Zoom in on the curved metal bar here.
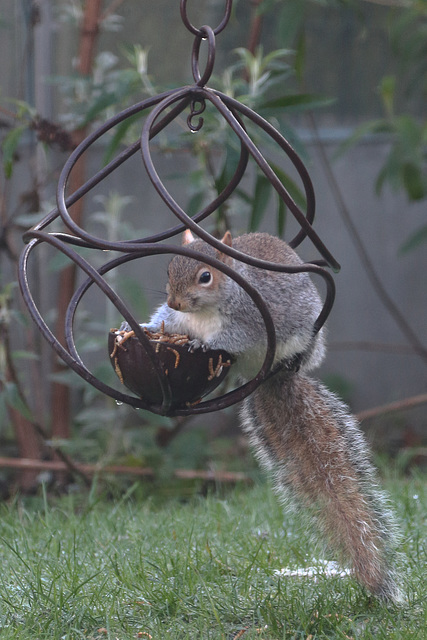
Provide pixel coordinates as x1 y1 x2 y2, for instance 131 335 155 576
180 0 232 37
21 232 281 415
210 90 341 271
38 120 248 250
192 25 216 87
140 88 336 336
18 237 150 410
54 88 192 245
27 90 188 236
22 232 174 407
64 280 176 415
140 87 338 270
50 87 249 251
19 0 341 418
48 86 250 252
97 242 277 413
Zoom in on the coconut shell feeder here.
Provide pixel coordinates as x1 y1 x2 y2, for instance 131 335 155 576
19 0 340 417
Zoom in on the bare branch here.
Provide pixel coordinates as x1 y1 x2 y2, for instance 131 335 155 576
357 393 427 421
0 458 251 484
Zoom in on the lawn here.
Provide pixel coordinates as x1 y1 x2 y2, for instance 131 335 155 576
0 471 425 639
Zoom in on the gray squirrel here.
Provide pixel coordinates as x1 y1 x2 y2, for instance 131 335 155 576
144 229 402 602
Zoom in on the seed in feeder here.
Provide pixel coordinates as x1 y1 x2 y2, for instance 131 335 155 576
166 346 181 369
113 357 124 384
109 327 136 357
208 357 215 381
186 397 202 407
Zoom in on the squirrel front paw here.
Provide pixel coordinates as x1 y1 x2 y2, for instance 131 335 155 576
187 338 208 353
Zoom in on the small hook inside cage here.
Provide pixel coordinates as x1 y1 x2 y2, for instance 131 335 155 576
187 98 206 131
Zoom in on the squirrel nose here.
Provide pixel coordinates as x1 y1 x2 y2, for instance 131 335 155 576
167 295 181 311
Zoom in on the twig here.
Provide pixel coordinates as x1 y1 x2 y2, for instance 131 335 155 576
0 458 251 484
247 0 264 55
1 318 91 487
51 0 103 457
29 423 92 487
357 392 427 422
360 0 410 6
155 415 193 447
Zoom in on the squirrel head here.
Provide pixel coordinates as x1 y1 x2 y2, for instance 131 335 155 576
166 230 233 313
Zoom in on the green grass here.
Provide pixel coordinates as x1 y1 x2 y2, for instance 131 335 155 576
0 472 425 639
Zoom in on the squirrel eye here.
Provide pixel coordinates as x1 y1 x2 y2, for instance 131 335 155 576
198 271 212 285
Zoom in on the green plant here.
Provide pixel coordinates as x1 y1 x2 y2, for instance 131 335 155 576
336 1 427 253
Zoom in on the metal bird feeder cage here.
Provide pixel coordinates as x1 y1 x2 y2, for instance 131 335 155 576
19 0 340 417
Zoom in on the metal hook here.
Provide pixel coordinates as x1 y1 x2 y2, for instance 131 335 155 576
187 97 206 132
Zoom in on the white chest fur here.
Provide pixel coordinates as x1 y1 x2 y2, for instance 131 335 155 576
173 309 223 341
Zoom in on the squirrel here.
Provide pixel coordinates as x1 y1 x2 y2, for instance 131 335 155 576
142 229 402 603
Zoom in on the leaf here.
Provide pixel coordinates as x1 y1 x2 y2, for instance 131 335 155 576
262 93 333 113
186 191 207 218
294 30 306 82
277 0 307 47
276 194 287 238
334 120 394 159
11 350 39 361
103 112 144 165
270 163 307 210
249 174 271 232
375 154 400 195
5 98 36 119
81 91 118 127
115 276 150 320
257 0 279 17
0 393 8 433
399 225 427 255
379 75 396 117
1 125 27 178
214 143 242 196
395 115 423 152
262 48 294 68
402 162 426 201
3 382 33 422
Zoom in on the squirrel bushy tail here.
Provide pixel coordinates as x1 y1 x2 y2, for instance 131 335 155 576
240 371 402 602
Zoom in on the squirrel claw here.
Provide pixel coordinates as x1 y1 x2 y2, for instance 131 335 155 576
187 338 207 353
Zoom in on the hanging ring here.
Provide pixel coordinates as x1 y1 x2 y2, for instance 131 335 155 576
180 0 232 37
192 25 216 87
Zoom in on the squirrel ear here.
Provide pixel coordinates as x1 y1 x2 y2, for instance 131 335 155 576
182 229 195 245
218 230 233 266
221 230 232 248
